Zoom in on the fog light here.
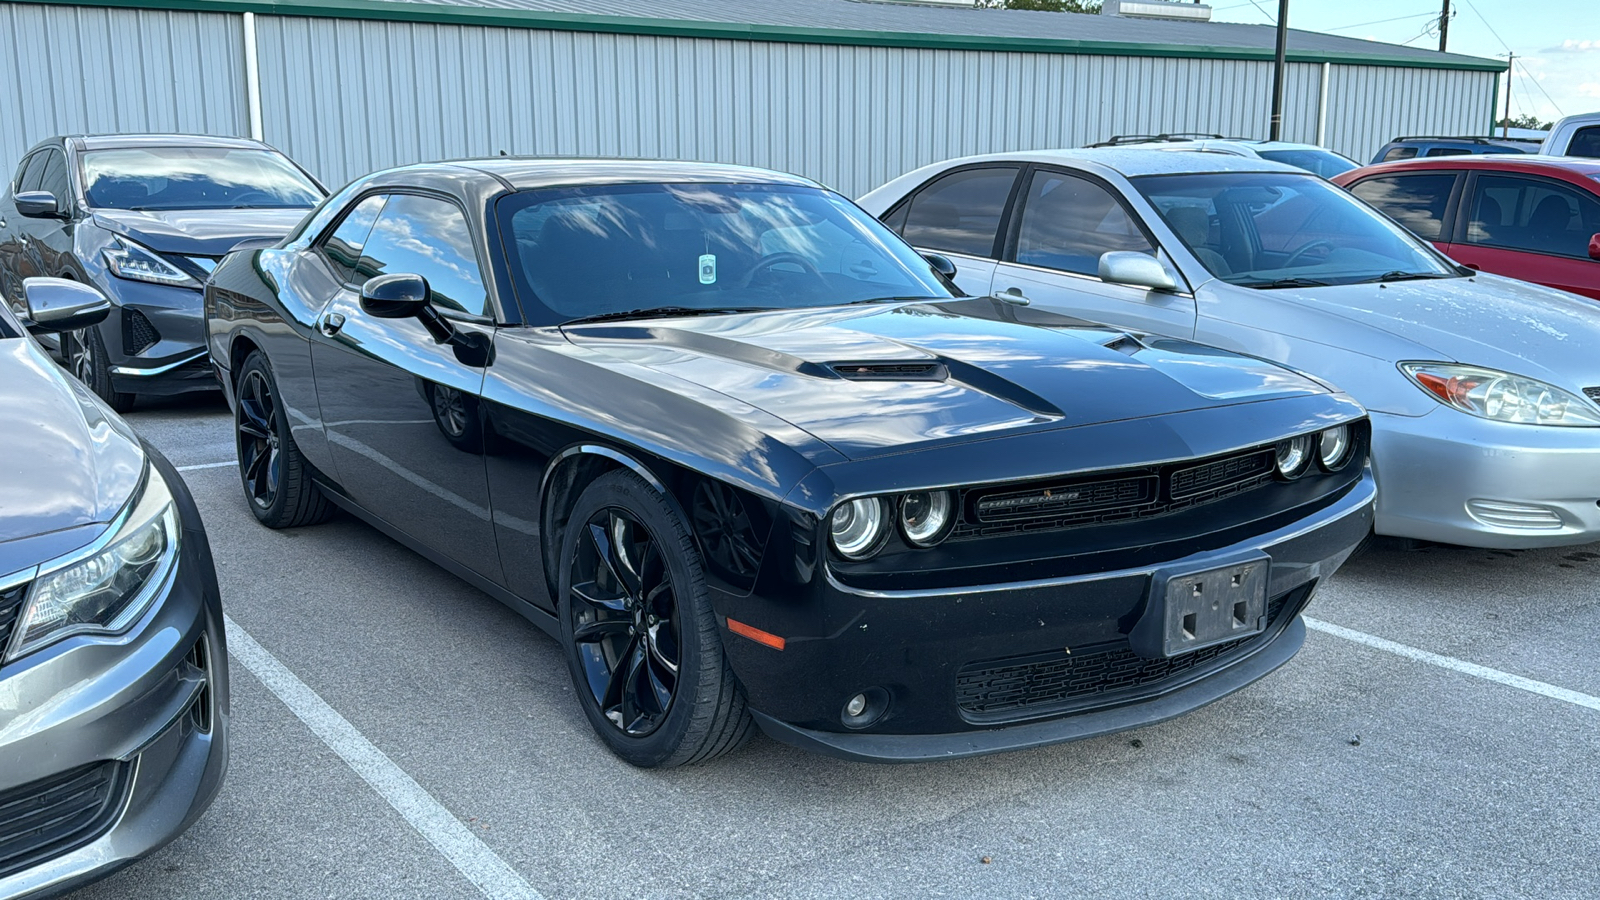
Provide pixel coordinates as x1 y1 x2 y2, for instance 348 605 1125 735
845 693 868 717
840 686 890 729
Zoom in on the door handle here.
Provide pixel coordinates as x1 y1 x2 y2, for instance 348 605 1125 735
996 286 1031 306
318 312 345 337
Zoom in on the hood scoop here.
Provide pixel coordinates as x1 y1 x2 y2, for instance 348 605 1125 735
828 361 948 382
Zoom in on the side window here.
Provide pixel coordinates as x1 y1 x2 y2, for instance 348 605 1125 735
16 153 46 193
1348 173 1457 241
899 167 1019 258
319 194 386 284
1382 147 1419 162
880 202 909 234
1569 126 1600 159
1464 174 1600 258
358 194 488 317
1014 170 1155 277
36 152 71 205
1424 147 1471 158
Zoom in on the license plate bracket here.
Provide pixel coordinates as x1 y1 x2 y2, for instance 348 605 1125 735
1129 556 1270 659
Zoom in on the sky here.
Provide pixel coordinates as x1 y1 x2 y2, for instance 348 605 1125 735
1208 0 1596 127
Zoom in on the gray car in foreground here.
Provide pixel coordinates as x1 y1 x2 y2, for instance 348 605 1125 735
0 279 227 898
861 150 1600 548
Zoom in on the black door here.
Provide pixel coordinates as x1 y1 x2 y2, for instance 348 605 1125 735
0 152 46 313
309 192 503 581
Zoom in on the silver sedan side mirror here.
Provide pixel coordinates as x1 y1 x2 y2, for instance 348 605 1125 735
22 277 111 334
1098 251 1178 293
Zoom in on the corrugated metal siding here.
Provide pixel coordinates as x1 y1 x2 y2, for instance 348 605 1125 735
0 3 1497 195
0 3 247 182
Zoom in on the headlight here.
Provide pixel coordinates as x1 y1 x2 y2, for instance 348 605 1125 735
102 237 201 289
1275 434 1314 479
1400 362 1600 427
5 464 180 662
830 498 888 560
1318 425 1354 471
899 490 956 547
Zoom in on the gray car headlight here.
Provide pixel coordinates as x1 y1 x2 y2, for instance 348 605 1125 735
1400 363 1600 427
5 464 180 662
102 236 201 289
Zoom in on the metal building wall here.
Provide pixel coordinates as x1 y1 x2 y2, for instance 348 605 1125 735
0 3 248 181
0 3 1499 197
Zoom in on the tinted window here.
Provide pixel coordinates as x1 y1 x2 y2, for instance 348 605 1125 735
1257 149 1359 179
501 182 953 322
320 194 386 284
1014 171 1155 276
357 194 488 317
35 152 70 205
1569 126 1600 159
1348 173 1456 241
1424 147 1472 157
899 167 1018 258
16 153 46 193
81 147 322 211
1463 174 1600 259
1382 147 1419 162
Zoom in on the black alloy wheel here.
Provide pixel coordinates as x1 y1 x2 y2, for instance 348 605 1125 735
234 352 333 528
559 470 753 767
64 326 135 412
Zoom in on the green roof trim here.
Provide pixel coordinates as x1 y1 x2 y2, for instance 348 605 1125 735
20 0 1508 72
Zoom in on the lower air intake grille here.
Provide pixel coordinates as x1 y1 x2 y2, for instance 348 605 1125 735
0 583 25 663
1170 449 1275 500
0 761 130 879
954 585 1310 720
124 309 160 355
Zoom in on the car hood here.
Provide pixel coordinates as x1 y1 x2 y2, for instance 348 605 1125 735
1284 274 1600 387
0 339 145 574
562 298 1328 459
91 207 309 256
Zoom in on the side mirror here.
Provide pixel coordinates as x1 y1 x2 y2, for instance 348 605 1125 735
23 277 110 334
1098 251 1178 293
360 273 430 319
1589 233 1600 261
922 253 958 280
15 191 64 219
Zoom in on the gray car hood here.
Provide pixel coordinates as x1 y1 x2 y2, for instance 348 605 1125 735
1286 274 1600 388
92 207 309 257
0 339 145 575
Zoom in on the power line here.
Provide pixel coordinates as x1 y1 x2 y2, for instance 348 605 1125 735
1324 10 1441 33
1457 0 1564 119
1514 58 1565 118
1242 0 1276 24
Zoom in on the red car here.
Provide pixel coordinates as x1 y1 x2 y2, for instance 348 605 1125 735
1332 156 1600 300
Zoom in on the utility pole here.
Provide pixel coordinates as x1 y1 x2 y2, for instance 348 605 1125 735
1438 0 1449 53
1269 0 1289 140
1502 53 1513 137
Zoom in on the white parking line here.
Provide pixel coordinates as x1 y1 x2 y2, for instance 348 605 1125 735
176 461 234 472
223 615 546 900
1304 616 1600 713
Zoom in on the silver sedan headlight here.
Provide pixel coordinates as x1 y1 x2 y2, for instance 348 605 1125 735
1400 363 1600 427
5 464 180 662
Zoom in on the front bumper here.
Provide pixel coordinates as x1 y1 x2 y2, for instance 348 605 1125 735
0 451 228 899
1371 408 1600 548
731 471 1374 763
96 278 217 397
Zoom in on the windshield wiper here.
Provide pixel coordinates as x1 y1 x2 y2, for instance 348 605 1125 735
1362 271 1455 283
844 295 947 305
1238 277 1331 289
561 306 771 325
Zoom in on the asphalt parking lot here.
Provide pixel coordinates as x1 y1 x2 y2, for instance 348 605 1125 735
76 393 1600 900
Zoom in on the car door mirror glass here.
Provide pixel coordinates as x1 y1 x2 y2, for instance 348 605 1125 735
922 252 957 279
23 277 110 333
360 273 430 319
1098 251 1177 292
15 191 62 219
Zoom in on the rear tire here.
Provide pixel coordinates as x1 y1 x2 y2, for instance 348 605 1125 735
558 470 754 768
64 326 135 412
235 351 333 528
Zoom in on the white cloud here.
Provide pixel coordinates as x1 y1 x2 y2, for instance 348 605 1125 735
1579 83 1600 98
1549 39 1600 52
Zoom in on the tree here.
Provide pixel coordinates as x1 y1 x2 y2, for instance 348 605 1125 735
979 0 1105 13
1496 114 1551 131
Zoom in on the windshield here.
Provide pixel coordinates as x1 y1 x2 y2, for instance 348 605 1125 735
1134 172 1457 288
1256 148 1359 179
81 147 323 211
498 183 955 323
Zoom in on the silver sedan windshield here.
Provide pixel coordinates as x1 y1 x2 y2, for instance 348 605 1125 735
1134 172 1457 288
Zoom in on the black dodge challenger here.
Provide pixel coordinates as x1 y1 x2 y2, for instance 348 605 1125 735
203 159 1374 766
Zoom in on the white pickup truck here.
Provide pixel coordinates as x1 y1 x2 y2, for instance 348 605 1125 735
1542 113 1600 158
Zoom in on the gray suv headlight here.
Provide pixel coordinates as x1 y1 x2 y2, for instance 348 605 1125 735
5 463 180 662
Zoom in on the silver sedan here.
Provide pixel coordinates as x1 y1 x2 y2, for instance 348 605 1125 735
860 150 1600 548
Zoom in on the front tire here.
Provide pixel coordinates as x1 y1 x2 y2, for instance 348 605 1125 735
558 470 754 768
235 351 333 528
64 326 135 412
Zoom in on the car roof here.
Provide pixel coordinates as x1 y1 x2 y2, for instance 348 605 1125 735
432 157 822 191
1343 154 1600 179
940 148 1301 177
65 133 276 151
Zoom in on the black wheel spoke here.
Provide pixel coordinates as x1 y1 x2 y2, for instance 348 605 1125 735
572 617 631 644
237 370 283 509
570 580 628 614
607 512 645 595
